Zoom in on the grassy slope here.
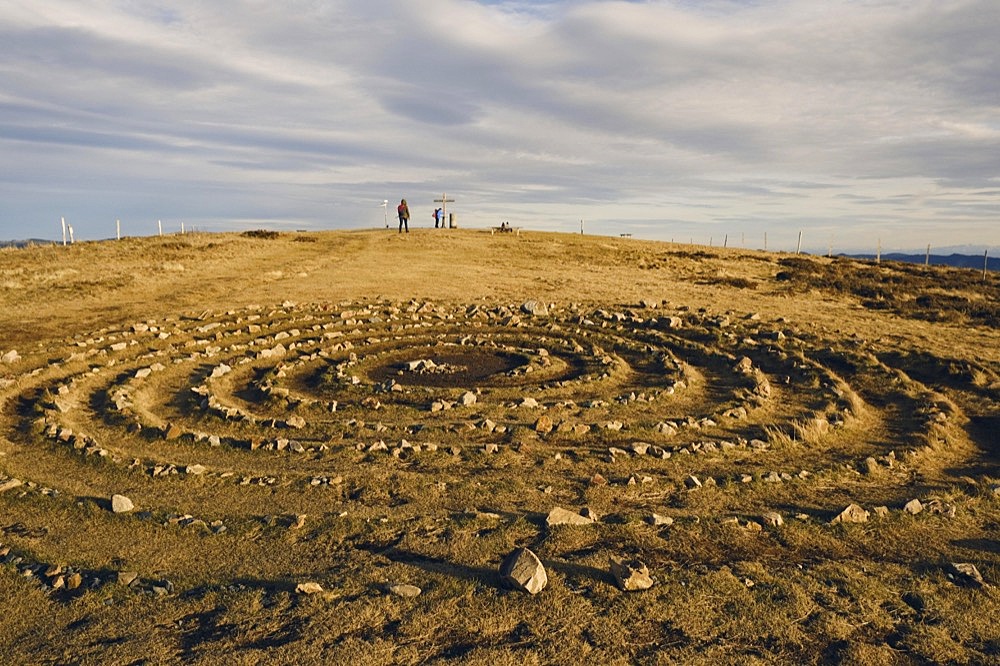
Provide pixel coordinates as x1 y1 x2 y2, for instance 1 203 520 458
0 229 998 665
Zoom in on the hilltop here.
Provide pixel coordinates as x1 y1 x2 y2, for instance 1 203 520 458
1 229 998 664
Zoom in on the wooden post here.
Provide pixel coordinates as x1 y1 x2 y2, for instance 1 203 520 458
116 219 121 241
580 219 584 235
796 230 802 255
181 222 185 235
876 238 881 264
925 244 930 266
68 224 74 244
158 220 162 236
724 234 728 248
61 217 67 246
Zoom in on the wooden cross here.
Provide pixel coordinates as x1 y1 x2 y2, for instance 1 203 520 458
434 193 455 227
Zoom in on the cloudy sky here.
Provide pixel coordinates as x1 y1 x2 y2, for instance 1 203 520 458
1 0 998 251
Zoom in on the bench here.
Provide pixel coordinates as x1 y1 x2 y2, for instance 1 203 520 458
491 226 521 236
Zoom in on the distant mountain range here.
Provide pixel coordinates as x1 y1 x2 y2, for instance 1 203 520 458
0 238 56 249
840 252 999 272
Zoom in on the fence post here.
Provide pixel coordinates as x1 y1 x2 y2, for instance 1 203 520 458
61 217 67 246
116 219 121 241
925 244 930 266
796 230 802 255
876 239 881 264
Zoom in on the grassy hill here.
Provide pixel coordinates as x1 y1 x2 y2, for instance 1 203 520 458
1 229 998 664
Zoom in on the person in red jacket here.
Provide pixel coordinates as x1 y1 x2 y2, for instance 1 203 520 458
397 199 410 233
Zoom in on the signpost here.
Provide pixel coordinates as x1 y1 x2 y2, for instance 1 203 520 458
434 193 455 228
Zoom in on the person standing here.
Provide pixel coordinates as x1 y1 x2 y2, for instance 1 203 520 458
433 208 441 228
397 199 410 233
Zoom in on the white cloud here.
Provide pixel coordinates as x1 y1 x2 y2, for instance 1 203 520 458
0 0 997 251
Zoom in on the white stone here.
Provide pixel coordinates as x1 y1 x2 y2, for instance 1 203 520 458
111 494 135 513
500 547 547 594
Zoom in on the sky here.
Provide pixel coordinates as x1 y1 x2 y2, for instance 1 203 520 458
1 0 998 252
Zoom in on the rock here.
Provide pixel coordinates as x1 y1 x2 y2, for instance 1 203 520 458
117 571 139 586
388 584 422 598
830 503 869 524
762 512 784 527
873 506 890 518
589 473 608 486
1 350 21 364
0 478 24 494
162 423 183 440
948 562 988 587
500 547 547 594
185 464 207 476
733 357 754 374
521 301 549 316
684 475 702 489
286 415 306 429
546 507 595 527
111 494 135 514
863 457 880 475
295 582 324 595
459 391 477 406
610 558 654 591
534 415 554 434
649 513 673 527
903 499 923 515
66 573 82 590
580 506 601 521
629 442 650 456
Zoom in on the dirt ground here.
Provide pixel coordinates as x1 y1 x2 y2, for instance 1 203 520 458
1 228 998 664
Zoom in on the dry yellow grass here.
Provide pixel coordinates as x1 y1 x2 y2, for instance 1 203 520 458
1 228 998 664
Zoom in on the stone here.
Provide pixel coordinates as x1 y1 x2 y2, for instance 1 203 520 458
0 478 24 494
873 506 890 518
66 573 82 590
649 513 673 527
589 473 608 486
117 571 139 586
863 457 880 475
534 415 554 434
388 584 422 598
185 464 207 476
948 562 988 587
762 511 784 527
546 507 595 527
286 415 306 429
1 350 20 364
629 442 650 456
111 494 135 514
580 506 601 521
733 357 754 374
500 547 547 594
830 503 869 524
295 582 324 595
610 558 654 591
684 475 702 489
903 499 923 515
162 423 183 440
520 300 549 316
459 391 477 406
